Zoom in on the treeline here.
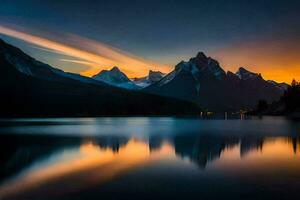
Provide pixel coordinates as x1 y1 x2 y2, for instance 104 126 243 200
282 79 300 113
252 79 300 117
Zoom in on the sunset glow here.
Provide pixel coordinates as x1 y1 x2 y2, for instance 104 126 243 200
0 24 298 83
1 1 300 199
0 23 299 82
212 39 300 83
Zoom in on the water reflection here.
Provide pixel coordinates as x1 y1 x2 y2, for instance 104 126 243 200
1 117 300 200
1 134 300 200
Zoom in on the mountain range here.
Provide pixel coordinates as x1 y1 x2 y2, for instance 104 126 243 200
91 67 165 89
0 38 288 115
0 38 199 117
144 52 287 111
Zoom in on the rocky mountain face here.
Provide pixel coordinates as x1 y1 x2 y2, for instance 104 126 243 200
144 52 285 111
132 70 165 87
92 66 139 89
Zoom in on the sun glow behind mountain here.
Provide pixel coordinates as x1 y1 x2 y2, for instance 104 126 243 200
0 24 299 83
211 39 300 84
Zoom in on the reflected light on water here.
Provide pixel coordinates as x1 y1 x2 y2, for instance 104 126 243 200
0 139 175 199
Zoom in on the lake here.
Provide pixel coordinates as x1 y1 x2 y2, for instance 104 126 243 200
0 117 300 200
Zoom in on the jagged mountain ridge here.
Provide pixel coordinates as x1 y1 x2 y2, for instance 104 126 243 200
144 52 286 111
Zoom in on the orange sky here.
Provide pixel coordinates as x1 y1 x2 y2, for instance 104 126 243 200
211 39 300 83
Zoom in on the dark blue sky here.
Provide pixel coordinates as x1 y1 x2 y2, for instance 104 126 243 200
0 0 299 81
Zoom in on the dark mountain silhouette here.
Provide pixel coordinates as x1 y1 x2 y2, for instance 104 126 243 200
0 38 200 117
144 52 285 111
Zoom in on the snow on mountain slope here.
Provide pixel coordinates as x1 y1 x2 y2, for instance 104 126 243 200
92 66 140 89
132 70 165 87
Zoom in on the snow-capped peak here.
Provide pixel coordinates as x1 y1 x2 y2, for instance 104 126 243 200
236 67 261 80
93 66 130 83
92 66 140 90
189 52 226 79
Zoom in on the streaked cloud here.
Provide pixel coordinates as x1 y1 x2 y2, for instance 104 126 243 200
0 24 170 77
59 59 104 76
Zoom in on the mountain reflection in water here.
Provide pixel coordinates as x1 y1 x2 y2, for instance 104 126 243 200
1 117 300 200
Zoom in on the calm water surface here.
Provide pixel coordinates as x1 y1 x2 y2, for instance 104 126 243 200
0 117 300 200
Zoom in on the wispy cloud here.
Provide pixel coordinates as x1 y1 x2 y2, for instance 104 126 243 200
0 24 170 77
31 45 70 55
59 59 102 76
